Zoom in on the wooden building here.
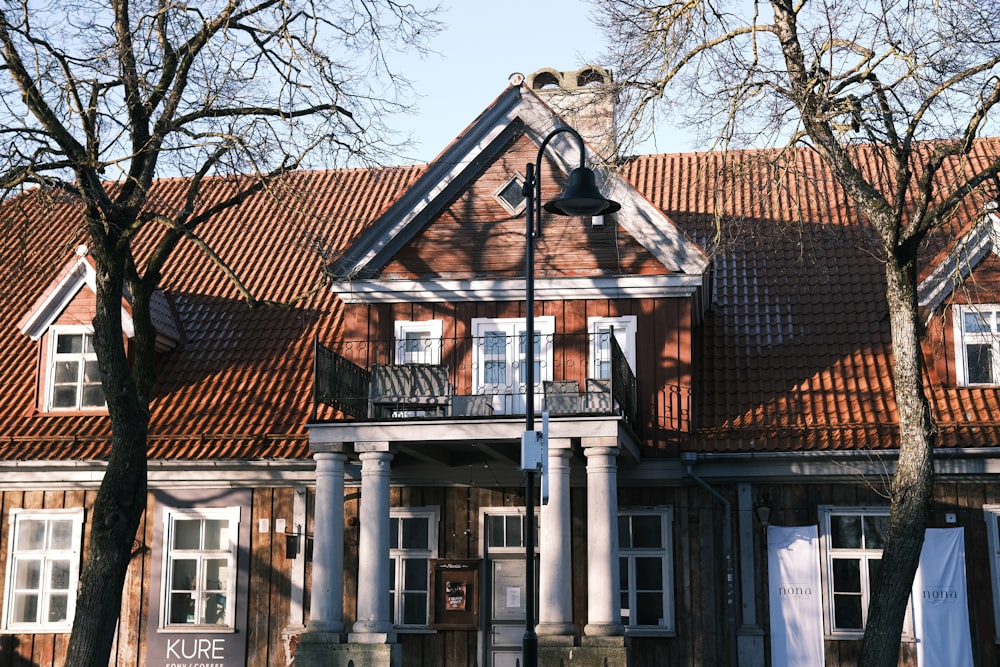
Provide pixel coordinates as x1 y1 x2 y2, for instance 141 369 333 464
2 65 1000 666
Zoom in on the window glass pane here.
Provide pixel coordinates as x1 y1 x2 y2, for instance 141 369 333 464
834 593 863 629
83 334 95 354
170 593 195 623
401 518 429 550
484 332 506 354
402 592 427 625
203 558 228 590
173 520 201 550
505 516 522 548
47 593 68 623
487 516 505 548
56 334 83 354
171 559 197 590
390 518 399 549
48 560 70 591
635 591 663 626
967 344 993 384
48 520 74 550
16 520 47 551
203 592 227 624
52 387 77 408
81 385 105 407
403 558 428 589
54 361 79 383
83 360 101 382
203 520 228 550
965 311 991 333
635 557 663 589
13 560 41 589
832 558 861 592
631 515 662 549
12 593 38 623
863 515 888 549
831 515 862 549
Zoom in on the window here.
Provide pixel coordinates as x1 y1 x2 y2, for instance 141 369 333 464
160 507 239 629
619 508 674 633
389 508 438 628
472 317 555 414
589 316 637 378
954 305 1000 385
394 320 443 365
819 506 913 637
46 327 105 411
2 508 84 633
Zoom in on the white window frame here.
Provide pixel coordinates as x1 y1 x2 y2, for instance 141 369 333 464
588 316 637 378
159 506 240 630
389 507 439 629
394 320 443 365
45 325 106 411
953 304 1000 386
618 507 675 635
471 316 555 414
819 506 913 638
2 508 84 633
983 505 1000 637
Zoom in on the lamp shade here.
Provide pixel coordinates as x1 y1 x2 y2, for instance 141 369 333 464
543 167 621 217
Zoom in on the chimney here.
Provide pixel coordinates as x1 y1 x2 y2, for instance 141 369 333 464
526 66 617 161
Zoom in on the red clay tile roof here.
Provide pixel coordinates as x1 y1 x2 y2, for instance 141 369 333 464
620 140 1000 452
2 137 1000 462
0 168 423 461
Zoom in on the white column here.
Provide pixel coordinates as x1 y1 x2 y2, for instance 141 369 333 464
537 443 574 640
308 451 347 635
583 443 624 638
350 445 396 642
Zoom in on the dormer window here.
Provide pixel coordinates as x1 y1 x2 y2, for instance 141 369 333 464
954 305 1000 385
46 327 105 411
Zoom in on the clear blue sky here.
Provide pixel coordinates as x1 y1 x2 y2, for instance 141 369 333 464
388 0 695 164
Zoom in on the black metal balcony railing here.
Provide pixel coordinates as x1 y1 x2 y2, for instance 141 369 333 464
311 332 640 428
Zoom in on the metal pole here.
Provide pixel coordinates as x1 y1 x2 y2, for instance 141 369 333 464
522 161 538 667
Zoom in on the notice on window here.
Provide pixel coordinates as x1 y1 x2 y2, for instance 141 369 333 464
506 586 521 609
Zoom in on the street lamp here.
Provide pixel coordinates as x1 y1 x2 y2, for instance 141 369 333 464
520 126 620 667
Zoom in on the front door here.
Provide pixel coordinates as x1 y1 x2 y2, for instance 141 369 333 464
482 510 537 667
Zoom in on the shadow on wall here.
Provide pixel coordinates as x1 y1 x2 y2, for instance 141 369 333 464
0 636 40 667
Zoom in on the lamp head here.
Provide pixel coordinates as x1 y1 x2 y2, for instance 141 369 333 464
543 167 621 217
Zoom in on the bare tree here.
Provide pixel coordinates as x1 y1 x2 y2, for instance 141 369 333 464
595 1 1000 665
0 0 438 664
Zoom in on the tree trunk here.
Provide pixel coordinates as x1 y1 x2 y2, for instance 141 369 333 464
859 251 936 667
63 258 150 667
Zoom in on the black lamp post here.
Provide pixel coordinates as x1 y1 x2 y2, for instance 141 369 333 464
520 126 620 667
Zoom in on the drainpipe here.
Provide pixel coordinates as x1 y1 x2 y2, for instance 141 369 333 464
681 451 738 667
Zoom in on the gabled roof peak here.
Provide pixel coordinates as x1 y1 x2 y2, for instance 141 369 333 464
326 82 708 293
918 208 1000 314
16 247 183 352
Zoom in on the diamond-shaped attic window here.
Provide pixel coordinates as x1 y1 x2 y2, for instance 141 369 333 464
495 174 526 215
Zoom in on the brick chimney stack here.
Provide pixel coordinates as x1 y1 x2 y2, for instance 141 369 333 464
526 66 617 161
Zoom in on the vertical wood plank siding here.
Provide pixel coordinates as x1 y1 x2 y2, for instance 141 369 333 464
0 480 997 665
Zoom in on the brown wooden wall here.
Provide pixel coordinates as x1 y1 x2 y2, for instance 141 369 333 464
0 486 303 667
332 480 1000 667
381 134 668 282
340 296 695 454
3 477 993 666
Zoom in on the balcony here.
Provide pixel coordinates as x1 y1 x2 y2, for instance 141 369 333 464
311 333 639 430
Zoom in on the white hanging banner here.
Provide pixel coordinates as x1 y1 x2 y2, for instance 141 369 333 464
912 527 973 667
767 525 825 667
